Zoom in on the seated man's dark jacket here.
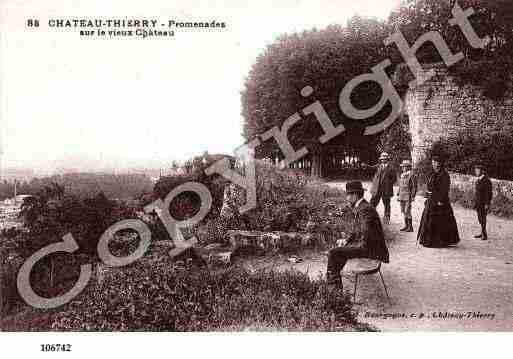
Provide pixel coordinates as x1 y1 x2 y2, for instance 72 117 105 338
346 199 390 263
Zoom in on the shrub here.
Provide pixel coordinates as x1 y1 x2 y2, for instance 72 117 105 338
450 186 513 218
417 133 513 182
0 240 25 318
190 162 349 247
219 161 347 233
153 171 227 222
491 191 513 218
46 261 368 331
0 186 143 318
449 187 474 209
195 216 231 245
0 231 98 319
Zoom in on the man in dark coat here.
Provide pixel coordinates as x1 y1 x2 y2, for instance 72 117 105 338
370 152 396 224
326 181 390 287
474 162 493 241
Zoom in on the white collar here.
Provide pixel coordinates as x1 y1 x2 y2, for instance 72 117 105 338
478 174 485 180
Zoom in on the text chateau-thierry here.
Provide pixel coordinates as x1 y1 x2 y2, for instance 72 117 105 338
48 18 226 29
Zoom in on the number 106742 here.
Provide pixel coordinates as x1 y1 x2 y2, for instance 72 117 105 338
41 344 72 352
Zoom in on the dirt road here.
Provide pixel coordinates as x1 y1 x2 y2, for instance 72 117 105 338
254 181 513 331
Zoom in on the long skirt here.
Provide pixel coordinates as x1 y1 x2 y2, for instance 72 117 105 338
417 199 460 247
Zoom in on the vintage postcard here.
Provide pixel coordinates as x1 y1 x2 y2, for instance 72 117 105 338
1 0 513 353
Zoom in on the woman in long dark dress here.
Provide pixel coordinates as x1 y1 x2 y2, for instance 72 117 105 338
417 156 460 247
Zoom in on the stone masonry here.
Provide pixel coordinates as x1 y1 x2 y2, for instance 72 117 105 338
402 62 513 165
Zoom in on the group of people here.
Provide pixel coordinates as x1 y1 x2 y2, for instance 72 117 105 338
326 151 493 288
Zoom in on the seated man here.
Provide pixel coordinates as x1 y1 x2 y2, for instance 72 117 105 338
326 181 390 288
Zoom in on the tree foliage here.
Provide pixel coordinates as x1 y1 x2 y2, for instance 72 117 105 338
388 0 513 63
241 1 513 167
378 114 412 163
241 18 391 160
417 131 513 181
389 0 513 99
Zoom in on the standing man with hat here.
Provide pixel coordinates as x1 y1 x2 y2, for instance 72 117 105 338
370 152 397 224
326 181 390 288
474 162 493 241
397 160 417 232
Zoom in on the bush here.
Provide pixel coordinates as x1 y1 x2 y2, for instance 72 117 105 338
153 171 227 222
450 186 513 218
218 161 347 233
195 216 231 245
491 191 513 218
0 187 143 319
417 133 513 182
0 231 99 319
0 240 25 318
45 261 368 331
190 161 349 247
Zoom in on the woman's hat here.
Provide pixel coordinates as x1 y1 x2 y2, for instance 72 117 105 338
346 181 366 194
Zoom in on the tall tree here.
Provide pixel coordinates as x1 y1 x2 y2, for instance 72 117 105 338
387 0 513 62
241 18 392 176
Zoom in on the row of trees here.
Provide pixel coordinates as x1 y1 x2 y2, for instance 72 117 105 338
0 173 153 201
241 0 513 175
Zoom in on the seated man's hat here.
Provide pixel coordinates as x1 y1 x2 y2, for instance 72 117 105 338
346 181 366 194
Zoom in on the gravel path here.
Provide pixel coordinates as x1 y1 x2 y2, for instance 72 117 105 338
251 181 513 331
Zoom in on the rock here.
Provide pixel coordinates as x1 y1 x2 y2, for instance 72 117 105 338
288 255 303 264
154 240 175 247
259 232 280 252
208 251 232 266
227 230 262 248
204 243 224 251
197 242 227 259
227 230 318 253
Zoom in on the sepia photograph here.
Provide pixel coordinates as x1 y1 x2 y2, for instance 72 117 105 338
1 0 513 355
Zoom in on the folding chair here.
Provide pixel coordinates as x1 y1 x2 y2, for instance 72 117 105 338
344 258 390 302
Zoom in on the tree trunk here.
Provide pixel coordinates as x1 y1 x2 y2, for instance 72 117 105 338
311 153 323 178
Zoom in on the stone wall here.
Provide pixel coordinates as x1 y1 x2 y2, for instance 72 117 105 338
450 172 513 202
402 62 513 165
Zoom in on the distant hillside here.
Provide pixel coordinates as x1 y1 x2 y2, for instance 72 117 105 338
1 172 153 200
1 168 35 182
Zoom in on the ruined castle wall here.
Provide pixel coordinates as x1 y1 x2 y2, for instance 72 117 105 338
403 63 513 166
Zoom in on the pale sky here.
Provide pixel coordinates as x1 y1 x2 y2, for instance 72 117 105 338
0 0 400 174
